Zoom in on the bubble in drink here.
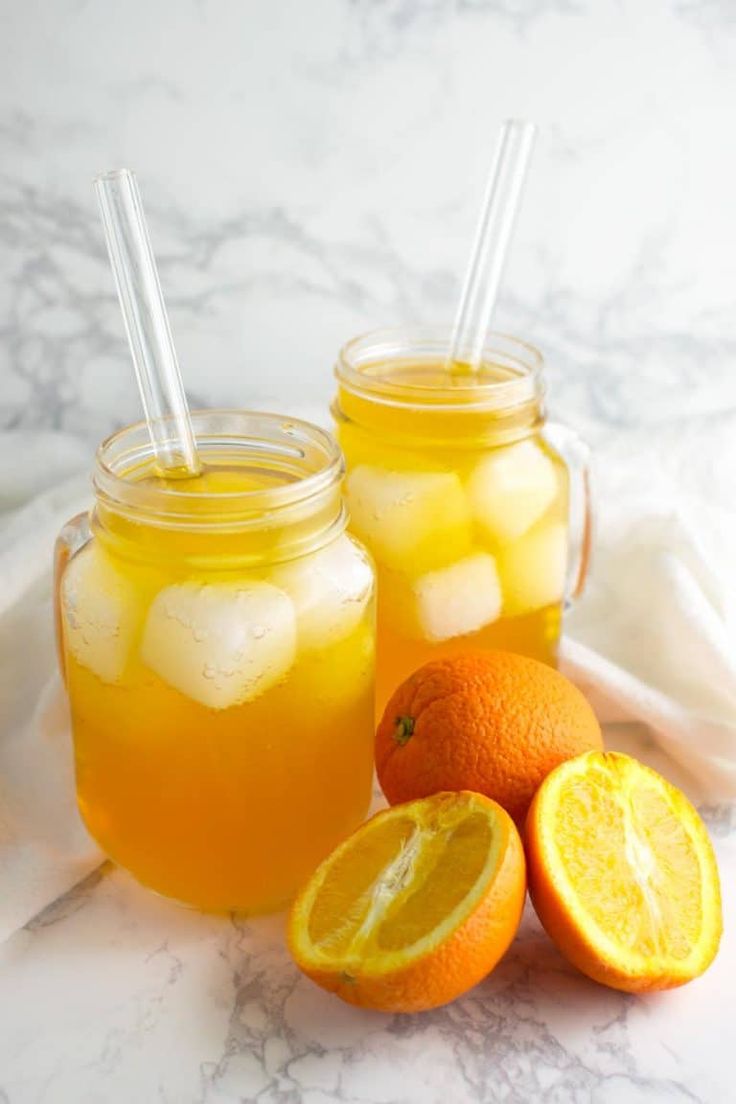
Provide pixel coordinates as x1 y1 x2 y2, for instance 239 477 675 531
345 465 471 571
140 581 296 709
271 534 373 651
61 543 141 684
466 439 558 544
384 551 502 642
498 522 567 616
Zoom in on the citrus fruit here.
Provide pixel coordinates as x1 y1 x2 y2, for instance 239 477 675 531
526 751 722 992
375 651 603 824
288 790 526 1012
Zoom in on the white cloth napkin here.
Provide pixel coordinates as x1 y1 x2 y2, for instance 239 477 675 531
0 453 103 943
563 414 736 801
1 416 734 942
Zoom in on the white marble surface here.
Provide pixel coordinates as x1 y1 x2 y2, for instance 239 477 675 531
3 0 736 450
2 1 736 1101
0 733 734 1104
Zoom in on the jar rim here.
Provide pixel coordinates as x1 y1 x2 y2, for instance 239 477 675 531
93 409 344 527
335 325 544 412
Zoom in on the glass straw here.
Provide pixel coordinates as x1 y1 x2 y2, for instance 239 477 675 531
447 119 537 373
94 168 201 476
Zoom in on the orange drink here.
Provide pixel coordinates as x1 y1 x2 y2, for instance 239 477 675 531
55 412 375 912
332 328 589 712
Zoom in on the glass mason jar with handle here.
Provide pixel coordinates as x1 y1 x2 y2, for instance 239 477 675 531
332 327 590 712
54 411 376 913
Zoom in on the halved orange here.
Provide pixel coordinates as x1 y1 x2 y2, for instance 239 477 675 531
288 791 526 1012
526 751 722 992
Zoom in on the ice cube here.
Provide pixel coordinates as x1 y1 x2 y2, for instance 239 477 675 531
498 522 568 616
140 581 296 710
466 440 559 545
61 543 140 684
345 465 471 571
271 534 374 651
382 552 502 642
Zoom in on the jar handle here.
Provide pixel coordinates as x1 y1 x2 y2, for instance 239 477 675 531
54 512 91 682
544 423 592 606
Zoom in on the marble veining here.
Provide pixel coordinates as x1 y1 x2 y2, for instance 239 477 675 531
2 1 736 1101
3 0 736 448
0 799 733 1104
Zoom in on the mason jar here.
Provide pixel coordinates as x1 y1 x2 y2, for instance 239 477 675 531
332 327 590 711
55 411 376 913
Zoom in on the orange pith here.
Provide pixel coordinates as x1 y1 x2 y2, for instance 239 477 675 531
288 791 526 1012
376 651 603 824
526 751 722 992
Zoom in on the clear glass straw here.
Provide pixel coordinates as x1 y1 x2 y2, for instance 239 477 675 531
94 168 201 476
447 119 537 372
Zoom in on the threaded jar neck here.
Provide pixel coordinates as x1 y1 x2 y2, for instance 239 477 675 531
91 410 346 568
334 326 546 448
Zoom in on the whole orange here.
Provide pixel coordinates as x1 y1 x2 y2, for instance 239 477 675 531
375 651 603 824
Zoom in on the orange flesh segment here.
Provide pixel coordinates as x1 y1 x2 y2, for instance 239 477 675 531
378 813 491 951
303 795 500 967
548 755 712 967
307 814 417 953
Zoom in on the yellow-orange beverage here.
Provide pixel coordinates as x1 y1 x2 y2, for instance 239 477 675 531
55 413 375 912
332 329 589 712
